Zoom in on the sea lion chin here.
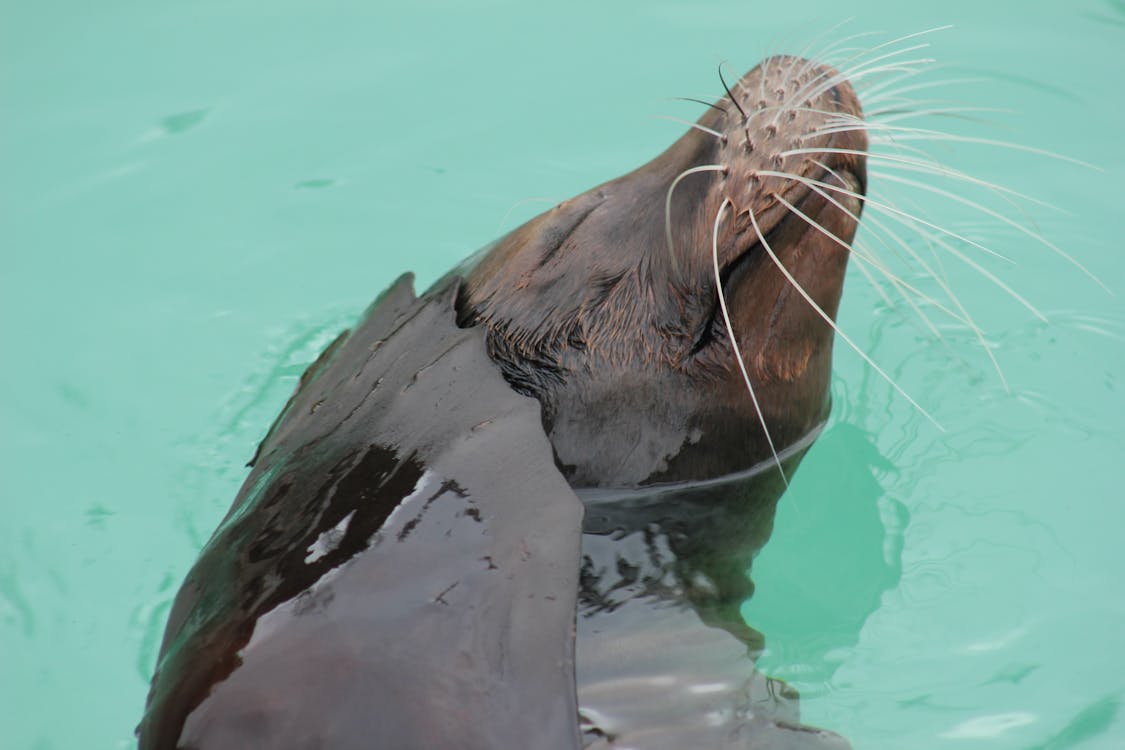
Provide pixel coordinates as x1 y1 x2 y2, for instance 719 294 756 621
458 55 867 488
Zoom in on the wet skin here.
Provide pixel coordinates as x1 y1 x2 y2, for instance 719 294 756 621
139 56 866 749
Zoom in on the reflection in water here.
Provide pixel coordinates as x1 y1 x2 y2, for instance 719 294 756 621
742 422 904 688
1083 0 1125 27
1027 695 1120 750
575 442 851 748
170 310 355 549
941 712 1037 739
159 108 210 135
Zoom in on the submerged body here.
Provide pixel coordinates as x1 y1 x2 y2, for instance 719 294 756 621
140 56 867 748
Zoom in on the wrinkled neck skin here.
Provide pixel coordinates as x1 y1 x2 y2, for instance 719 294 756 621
458 57 867 491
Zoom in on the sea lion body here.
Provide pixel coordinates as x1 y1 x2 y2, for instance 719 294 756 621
140 55 867 748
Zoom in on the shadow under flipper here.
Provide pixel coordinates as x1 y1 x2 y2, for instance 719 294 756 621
575 446 852 749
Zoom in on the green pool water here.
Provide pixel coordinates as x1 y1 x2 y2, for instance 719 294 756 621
2 1 1123 748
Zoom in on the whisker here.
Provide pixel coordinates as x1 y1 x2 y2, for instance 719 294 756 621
865 161 1056 240
860 72 977 103
711 199 788 485
827 43 932 85
781 166 984 340
747 201 945 429
874 171 1107 290
815 109 1012 141
793 59 936 117
758 169 1016 264
718 62 749 120
865 133 977 163
669 96 728 115
871 203 1046 323
846 58 937 82
665 164 727 277
862 211 1010 389
783 146 1063 212
654 115 728 142
810 29 885 67
759 53 774 103
792 28 879 89
793 38 940 112
784 26 952 115
849 250 900 308
869 105 1012 124
764 167 1052 322
774 193 973 327
794 18 858 74
872 129 1102 170
857 238 959 345
853 242 951 342
796 18 855 68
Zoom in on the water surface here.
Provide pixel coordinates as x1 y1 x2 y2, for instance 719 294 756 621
2 1 1123 748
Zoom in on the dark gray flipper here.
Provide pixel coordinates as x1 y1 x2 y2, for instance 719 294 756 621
139 276 584 750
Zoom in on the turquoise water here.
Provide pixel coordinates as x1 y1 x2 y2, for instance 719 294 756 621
2 1 1123 748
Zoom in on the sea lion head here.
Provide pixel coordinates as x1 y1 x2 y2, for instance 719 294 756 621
459 56 868 488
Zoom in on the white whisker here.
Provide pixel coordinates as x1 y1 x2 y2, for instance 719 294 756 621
787 25 954 113
862 211 1010 389
711 199 788 485
778 33 937 122
873 129 1102 170
774 193 973 327
654 115 727 141
758 169 1016 264
665 164 727 277
870 105 1012 124
794 19 858 77
746 202 945 429
850 251 899 308
861 73 978 103
853 242 950 342
783 147 1063 212
668 96 729 115
874 171 1107 290
767 166 1051 323
871 201 1046 322
798 35 946 108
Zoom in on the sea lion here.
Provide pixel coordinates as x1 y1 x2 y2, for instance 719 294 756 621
138 53 866 749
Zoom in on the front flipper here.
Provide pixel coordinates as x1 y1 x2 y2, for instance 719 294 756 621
139 276 584 750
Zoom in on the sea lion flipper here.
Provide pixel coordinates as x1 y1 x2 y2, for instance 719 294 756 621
140 277 584 750
246 271 418 471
